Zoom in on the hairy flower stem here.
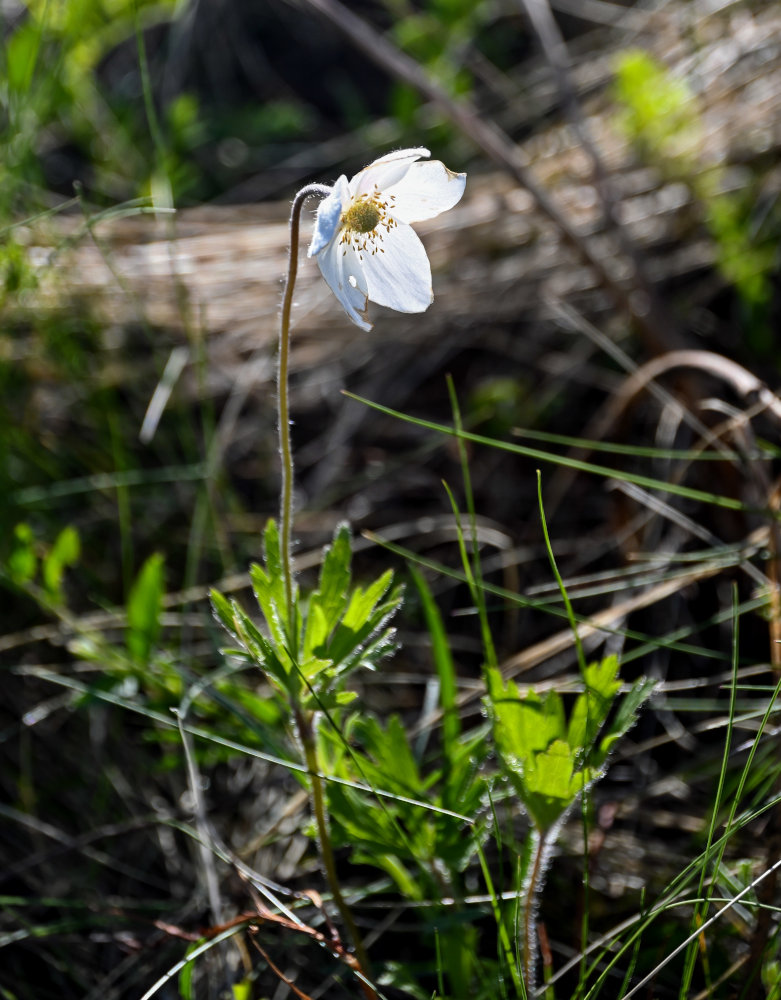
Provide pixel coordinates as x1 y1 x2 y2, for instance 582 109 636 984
296 709 376 996
523 829 547 986
278 183 331 629
280 188 375 996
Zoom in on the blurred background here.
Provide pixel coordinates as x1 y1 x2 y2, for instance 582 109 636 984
2 0 781 997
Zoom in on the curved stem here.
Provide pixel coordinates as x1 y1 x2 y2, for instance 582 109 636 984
278 183 331 634
279 187 375 995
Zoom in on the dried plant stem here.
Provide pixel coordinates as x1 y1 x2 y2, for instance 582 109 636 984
278 183 331 628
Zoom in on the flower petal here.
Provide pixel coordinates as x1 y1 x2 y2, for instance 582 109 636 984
361 222 432 313
308 175 349 258
384 160 466 224
352 147 430 198
315 239 372 330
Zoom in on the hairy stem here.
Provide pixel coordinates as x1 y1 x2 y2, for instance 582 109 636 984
279 185 375 994
523 829 546 987
278 183 331 634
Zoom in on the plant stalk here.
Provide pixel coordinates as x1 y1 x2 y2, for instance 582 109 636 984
279 185 375 994
296 709 376 997
523 829 547 987
278 183 331 633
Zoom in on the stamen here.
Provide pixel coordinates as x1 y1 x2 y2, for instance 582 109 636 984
338 187 397 255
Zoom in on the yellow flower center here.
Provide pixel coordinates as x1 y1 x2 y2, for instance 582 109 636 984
339 188 397 257
342 199 381 234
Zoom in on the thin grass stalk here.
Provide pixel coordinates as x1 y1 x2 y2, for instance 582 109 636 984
536 470 592 990
446 374 498 670
582 673 781 1000
476 839 528 999
679 586 740 997
344 392 750 513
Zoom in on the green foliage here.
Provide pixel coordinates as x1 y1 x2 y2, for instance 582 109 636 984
230 978 253 1000
7 522 38 586
41 524 80 603
764 957 781 1000
321 712 487 896
5 521 80 606
126 551 165 664
0 0 179 209
613 49 778 345
613 50 697 161
0 237 39 304
211 520 403 713
385 0 484 134
487 656 656 832
411 566 460 757
466 376 530 439
1 0 316 207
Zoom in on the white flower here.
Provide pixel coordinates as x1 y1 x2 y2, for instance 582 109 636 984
307 148 466 331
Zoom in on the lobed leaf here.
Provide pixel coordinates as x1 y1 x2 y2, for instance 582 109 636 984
595 674 658 768
567 654 621 754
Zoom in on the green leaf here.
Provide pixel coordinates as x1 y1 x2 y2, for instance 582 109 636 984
488 669 590 832
42 525 80 602
216 681 282 727
410 566 460 756
298 652 333 684
250 563 286 653
215 519 403 705
364 715 422 791
341 622 400 677
7 523 36 585
312 524 352 634
231 979 253 1000
613 49 697 159
211 587 294 693
488 657 653 831
126 553 165 664
327 573 401 670
342 570 394 632
6 24 39 94
595 675 657 768
334 690 359 706
523 740 586 831
567 654 621 754
303 601 331 658
250 519 295 651
230 601 293 694
487 668 565 768
210 588 238 637
177 937 201 1000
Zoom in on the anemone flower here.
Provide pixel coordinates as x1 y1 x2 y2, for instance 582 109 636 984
308 148 466 330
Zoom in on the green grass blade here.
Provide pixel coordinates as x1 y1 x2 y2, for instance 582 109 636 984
409 565 460 757
344 392 756 513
